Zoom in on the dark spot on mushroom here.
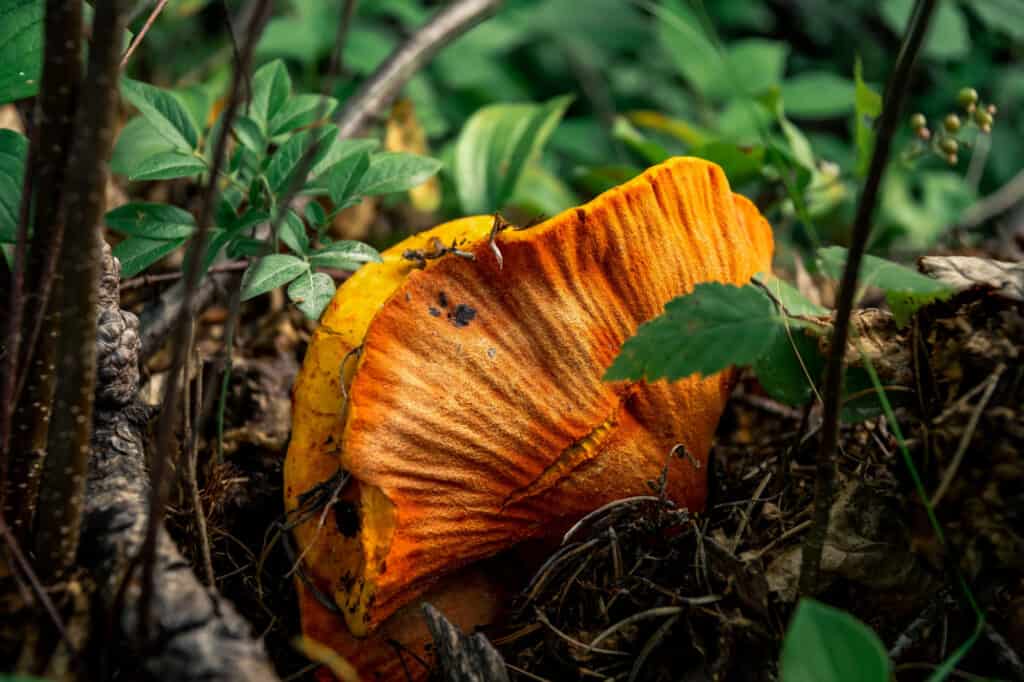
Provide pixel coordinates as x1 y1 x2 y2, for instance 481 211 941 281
487 347 496 359
448 303 476 328
576 208 586 224
438 291 448 308
334 501 361 538
405 292 411 302
428 307 441 317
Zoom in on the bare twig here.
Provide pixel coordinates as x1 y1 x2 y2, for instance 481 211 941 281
137 0 273 640
33 0 126 580
930 363 1004 506
334 0 502 139
957 166 1024 230
799 0 937 596
121 260 249 290
120 0 170 69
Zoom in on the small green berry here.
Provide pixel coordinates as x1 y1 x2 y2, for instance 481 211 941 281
910 113 927 130
940 137 958 155
973 108 993 130
957 87 979 109
943 114 961 133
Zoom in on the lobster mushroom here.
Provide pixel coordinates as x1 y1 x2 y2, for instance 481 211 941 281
284 157 774 679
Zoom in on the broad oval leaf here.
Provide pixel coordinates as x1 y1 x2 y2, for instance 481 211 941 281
454 95 572 214
121 77 199 152
279 209 309 256
233 116 265 155
240 253 309 301
308 241 382 271
287 271 336 320
326 150 370 207
0 129 28 243
106 202 196 240
0 0 43 105
250 60 293 132
128 151 207 181
357 152 439 197
113 236 186 278
112 116 177 176
780 599 889 682
781 72 856 119
265 125 337 196
270 94 337 137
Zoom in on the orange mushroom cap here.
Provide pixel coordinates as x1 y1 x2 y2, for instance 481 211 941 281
284 157 774 677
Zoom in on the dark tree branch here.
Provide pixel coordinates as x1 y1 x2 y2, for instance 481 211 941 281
334 0 502 139
137 0 273 640
3 0 84 541
799 0 937 595
34 0 126 581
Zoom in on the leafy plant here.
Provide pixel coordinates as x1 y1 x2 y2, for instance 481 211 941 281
780 599 890 682
606 247 954 413
106 59 442 319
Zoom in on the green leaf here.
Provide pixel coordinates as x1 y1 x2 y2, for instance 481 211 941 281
121 78 199 152
853 58 881 178
880 0 969 60
114 237 186 278
0 129 28 243
264 125 337 196
106 202 197 240
691 142 765 185
818 247 955 326
309 241 382 271
0 0 43 105
269 94 337 137
727 39 788 97
305 201 327 232
605 282 806 382
965 0 1024 42
612 118 670 165
250 59 292 133
781 72 856 118
753 327 824 406
757 275 830 317
779 116 815 170
358 152 441 197
326 150 370 206
287 271 335 320
780 599 890 682
654 0 723 99
279 209 309 256
240 254 309 301
454 95 572 214
112 116 178 176
128 151 207 181
308 138 379 183
233 116 265 155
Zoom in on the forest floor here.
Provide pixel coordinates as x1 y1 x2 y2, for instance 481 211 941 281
156 253 1023 682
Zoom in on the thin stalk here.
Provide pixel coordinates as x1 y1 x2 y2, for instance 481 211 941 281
798 0 937 595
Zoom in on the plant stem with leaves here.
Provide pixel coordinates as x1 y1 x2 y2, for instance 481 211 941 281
798 0 937 596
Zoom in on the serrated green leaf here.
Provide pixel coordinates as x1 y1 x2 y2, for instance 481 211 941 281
753 327 824 405
121 78 199 152
309 241 382 271
606 282 808 382
0 0 43 105
0 129 28 243
781 599 890 682
326 151 371 206
128 151 207 181
279 209 309 256
114 237 185 278
454 95 572 214
250 59 292 133
358 152 441 196
756 274 830 317
264 125 337 196
853 58 881 178
287 271 335 320
818 247 955 326
240 254 309 301
106 202 197 240
270 94 337 137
